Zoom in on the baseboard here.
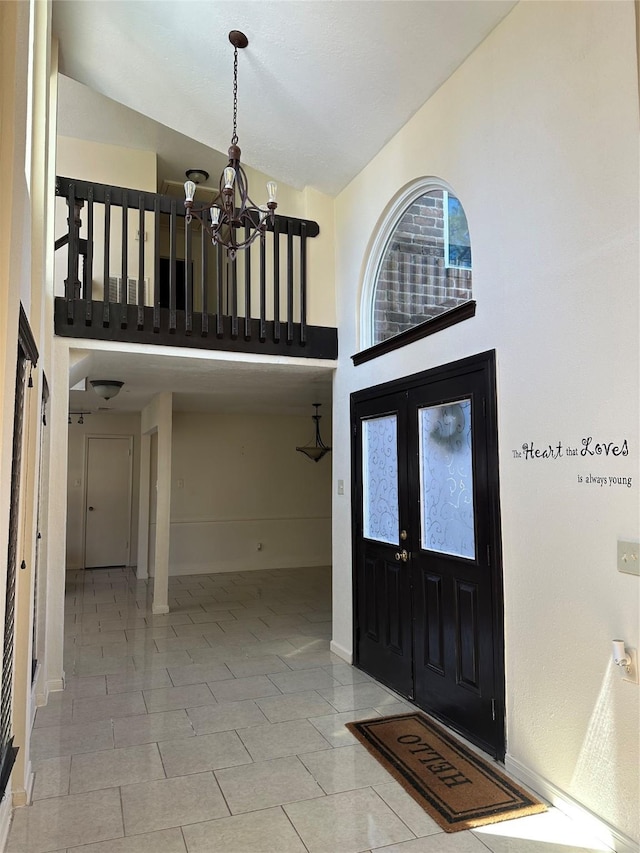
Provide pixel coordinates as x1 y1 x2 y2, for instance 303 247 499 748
152 604 170 615
0 793 11 851
505 755 639 853
46 677 64 694
330 640 352 664
12 759 33 807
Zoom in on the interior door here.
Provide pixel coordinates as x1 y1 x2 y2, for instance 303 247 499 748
84 436 132 568
352 352 504 758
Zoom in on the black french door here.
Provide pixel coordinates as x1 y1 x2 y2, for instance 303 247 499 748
352 351 505 758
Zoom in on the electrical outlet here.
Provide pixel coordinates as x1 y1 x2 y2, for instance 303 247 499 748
617 540 639 576
623 648 638 684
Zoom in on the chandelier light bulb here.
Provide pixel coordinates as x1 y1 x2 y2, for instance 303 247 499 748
224 167 236 190
184 180 196 203
267 181 278 204
210 206 221 225
258 205 269 223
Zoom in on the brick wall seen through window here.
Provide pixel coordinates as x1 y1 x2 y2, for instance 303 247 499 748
372 189 472 345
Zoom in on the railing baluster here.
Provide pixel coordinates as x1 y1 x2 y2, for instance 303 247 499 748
54 176 326 355
244 225 251 340
300 222 307 344
169 200 177 332
120 189 128 328
185 214 193 334
137 195 145 329
216 246 223 337
287 220 294 344
153 197 161 331
85 186 94 325
259 235 266 342
201 230 208 336
65 183 78 322
103 189 111 326
231 254 238 338
273 219 280 342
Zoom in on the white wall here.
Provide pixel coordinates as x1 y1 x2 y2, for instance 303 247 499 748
332 1 639 846
66 413 141 569
148 411 332 574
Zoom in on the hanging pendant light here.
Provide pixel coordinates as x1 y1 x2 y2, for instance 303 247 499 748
184 30 278 261
296 403 331 463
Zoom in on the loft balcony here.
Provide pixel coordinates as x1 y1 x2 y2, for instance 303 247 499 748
54 176 338 360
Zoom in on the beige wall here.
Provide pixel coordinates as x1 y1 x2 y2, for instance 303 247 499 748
148 411 331 574
55 134 337 328
333 0 639 846
66 413 141 569
55 136 157 301
0 0 58 825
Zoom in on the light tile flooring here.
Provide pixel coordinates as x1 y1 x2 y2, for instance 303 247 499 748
7 566 613 853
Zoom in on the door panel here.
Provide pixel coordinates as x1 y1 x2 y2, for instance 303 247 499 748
85 436 132 568
353 352 504 758
354 393 413 697
409 370 497 752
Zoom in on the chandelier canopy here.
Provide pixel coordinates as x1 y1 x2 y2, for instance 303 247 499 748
184 30 277 261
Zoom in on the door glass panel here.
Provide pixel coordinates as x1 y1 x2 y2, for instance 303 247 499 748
362 415 399 546
419 399 475 559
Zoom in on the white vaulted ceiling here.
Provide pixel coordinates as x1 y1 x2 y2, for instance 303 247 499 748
53 0 517 196
55 1 517 414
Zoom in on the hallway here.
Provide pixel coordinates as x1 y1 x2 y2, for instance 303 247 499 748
8 567 611 852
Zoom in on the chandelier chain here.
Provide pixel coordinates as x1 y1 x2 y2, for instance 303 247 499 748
231 46 239 146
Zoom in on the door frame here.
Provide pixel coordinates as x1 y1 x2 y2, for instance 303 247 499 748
351 349 505 760
81 434 134 569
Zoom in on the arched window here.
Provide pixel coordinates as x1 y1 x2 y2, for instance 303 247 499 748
360 180 474 358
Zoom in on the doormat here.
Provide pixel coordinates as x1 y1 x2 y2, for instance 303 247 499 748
346 713 546 833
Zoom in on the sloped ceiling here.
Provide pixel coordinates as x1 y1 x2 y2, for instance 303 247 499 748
53 0 517 196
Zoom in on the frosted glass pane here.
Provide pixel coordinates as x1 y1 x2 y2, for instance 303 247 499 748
419 400 475 559
362 415 399 546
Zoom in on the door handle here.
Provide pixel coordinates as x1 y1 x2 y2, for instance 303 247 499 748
394 549 409 563
88 506 94 511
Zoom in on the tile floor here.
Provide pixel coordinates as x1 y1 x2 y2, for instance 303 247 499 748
7 566 613 853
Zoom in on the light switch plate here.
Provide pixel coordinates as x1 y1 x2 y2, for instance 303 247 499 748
623 648 639 685
617 540 639 576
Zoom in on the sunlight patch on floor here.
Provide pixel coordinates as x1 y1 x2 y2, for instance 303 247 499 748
474 808 613 851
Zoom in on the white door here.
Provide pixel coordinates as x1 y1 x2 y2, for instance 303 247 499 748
84 436 133 568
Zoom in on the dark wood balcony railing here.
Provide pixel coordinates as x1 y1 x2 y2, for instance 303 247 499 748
54 176 338 359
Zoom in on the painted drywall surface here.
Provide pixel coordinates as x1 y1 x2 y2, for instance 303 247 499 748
333 0 639 843
55 136 337 328
66 413 141 569
54 136 157 301
149 411 331 574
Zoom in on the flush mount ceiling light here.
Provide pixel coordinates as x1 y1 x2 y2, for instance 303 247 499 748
185 169 210 185
90 380 124 400
296 403 331 463
184 30 277 261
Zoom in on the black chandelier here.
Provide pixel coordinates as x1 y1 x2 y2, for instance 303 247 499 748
296 404 331 463
184 30 277 261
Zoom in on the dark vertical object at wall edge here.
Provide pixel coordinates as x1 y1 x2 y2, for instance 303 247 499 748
1 307 38 798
